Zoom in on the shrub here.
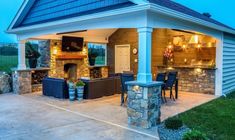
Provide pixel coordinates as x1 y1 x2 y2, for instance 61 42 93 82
0 90 2 94
165 117 183 130
183 130 208 140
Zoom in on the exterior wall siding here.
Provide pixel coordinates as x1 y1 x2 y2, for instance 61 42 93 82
223 33 235 94
16 0 134 27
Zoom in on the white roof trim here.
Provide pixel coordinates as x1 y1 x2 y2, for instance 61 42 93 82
7 0 145 32
129 0 149 4
149 3 235 35
6 4 150 34
7 0 30 31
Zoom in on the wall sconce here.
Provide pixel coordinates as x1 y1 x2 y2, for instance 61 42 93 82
82 47 87 54
53 42 58 55
184 58 187 64
197 44 201 49
167 42 173 49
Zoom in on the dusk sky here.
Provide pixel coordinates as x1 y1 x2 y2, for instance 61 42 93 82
0 0 235 43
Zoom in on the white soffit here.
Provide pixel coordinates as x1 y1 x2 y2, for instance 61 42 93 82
31 29 118 43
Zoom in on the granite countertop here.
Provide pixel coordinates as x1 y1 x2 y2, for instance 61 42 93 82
156 65 217 70
88 65 109 68
11 67 51 72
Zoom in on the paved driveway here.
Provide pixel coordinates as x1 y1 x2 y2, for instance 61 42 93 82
0 94 158 140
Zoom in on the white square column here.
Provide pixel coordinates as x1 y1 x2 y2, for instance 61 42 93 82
17 40 26 70
137 27 153 83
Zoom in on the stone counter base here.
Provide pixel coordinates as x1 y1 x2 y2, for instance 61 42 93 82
158 67 215 94
126 82 162 129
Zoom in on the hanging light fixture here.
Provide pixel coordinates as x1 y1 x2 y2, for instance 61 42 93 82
189 35 199 44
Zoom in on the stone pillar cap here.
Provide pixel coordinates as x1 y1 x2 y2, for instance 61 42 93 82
125 81 163 87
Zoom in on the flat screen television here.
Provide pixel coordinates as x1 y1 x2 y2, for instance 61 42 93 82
62 36 84 52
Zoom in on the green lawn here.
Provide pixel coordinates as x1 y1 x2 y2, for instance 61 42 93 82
175 92 235 140
0 55 18 73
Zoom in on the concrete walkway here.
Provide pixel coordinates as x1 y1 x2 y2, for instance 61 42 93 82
0 92 215 140
0 93 159 140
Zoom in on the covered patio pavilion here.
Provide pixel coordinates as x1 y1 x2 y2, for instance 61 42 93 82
7 0 235 129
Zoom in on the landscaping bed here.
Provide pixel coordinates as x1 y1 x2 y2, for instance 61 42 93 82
158 92 235 140
158 122 190 140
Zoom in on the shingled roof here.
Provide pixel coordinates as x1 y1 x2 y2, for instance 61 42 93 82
8 0 235 33
148 0 234 30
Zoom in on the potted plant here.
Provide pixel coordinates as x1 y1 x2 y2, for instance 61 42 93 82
25 42 41 68
76 80 85 101
68 80 76 101
88 47 99 66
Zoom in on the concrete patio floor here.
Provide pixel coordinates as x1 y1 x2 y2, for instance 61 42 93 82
0 92 216 140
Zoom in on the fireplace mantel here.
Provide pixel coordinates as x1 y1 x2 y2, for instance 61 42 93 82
56 54 87 60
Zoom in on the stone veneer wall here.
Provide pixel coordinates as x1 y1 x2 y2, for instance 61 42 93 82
158 67 215 94
49 40 90 79
0 72 11 93
12 71 31 94
12 68 50 94
38 40 50 67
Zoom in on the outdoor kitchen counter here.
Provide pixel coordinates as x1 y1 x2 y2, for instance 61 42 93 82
155 65 217 70
156 66 216 94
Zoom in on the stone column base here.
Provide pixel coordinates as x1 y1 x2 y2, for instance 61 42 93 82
12 70 31 94
126 81 162 129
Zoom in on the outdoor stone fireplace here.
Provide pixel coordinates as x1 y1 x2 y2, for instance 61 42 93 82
52 60 89 79
49 40 90 79
49 40 108 80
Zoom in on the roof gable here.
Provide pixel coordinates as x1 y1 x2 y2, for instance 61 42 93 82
13 0 135 28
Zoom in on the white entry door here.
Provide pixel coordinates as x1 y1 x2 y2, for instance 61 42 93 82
115 45 131 73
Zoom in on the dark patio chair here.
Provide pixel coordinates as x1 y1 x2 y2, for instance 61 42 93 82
156 73 167 103
163 71 178 101
120 73 134 106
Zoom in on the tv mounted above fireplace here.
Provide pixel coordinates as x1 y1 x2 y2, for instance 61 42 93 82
62 36 84 52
